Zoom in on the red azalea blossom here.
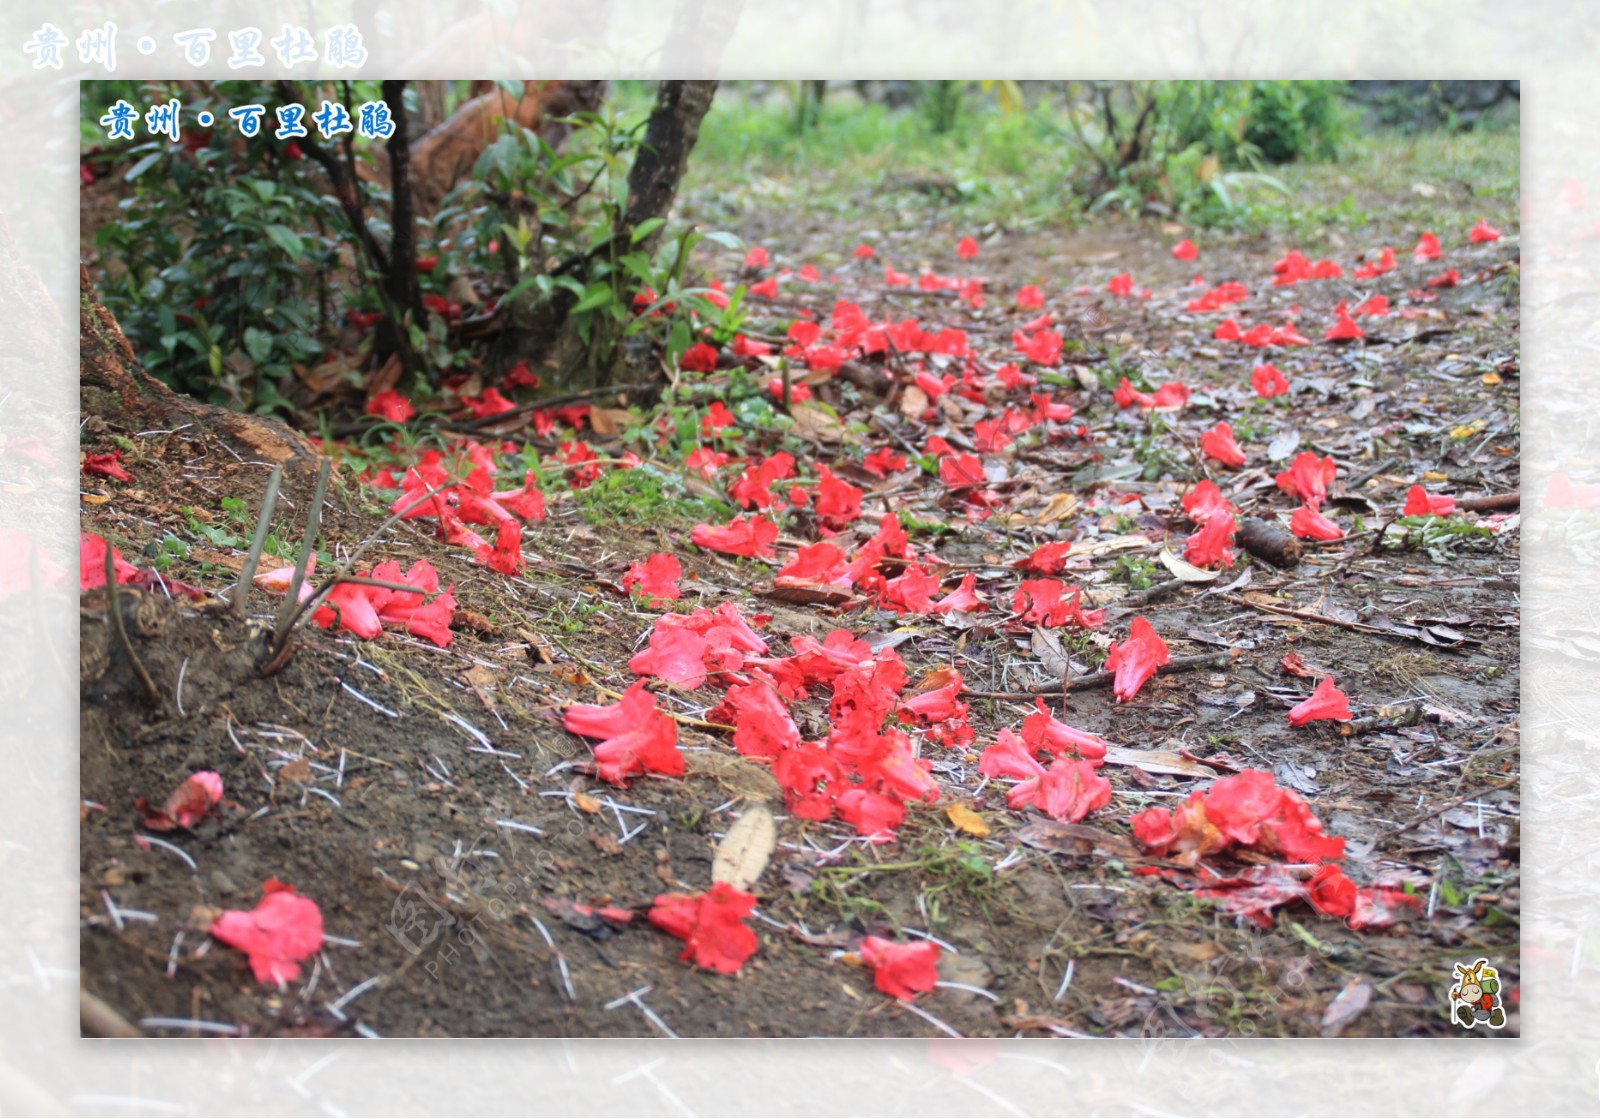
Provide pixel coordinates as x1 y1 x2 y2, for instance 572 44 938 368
730 333 773 357
765 376 811 403
1012 328 1063 365
648 883 758 974
730 451 797 509
1287 676 1353 727
1015 284 1044 309
622 553 683 602
814 466 864 530
1352 246 1397 280
1546 472 1600 509
776 542 849 584
1413 232 1441 261
209 879 324 985
1172 238 1198 261
83 450 132 482
1353 294 1389 318
956 236 979 259
744 246 770 269
836 788 906 843
853 243 876 259
563 680 684 783
1013 579 1102 628
77 534 139 592
686 447 731 480
367 388 415 423
143 770 224 832
1199 422 1247 468
1290 504 1344 541
880 564 942 615
1469 218 1502 243
690 514 779 559
938 453 986 489
680 341 719 373
1104 616 1170 702
1185 511 1237 570
1017 540 1073 575
463 386 517 418
1182 480 1234 524
1427 268 1461 288
749 277 779 299
1020 699 1108 761
1107 272 1134 297
1403 485 1457 516
861 447 907 478
715 681 801 759
859 935 941 1000
1014 757 1113 822
1275 452 1337 509
932 573 985 614
1322 303 1364 341
1252 363 1290 398
701 401 736 435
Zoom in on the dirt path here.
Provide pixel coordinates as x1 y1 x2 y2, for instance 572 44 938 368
80 181 1519 1038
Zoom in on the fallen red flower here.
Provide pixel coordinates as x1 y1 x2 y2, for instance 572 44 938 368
1020 698 1108 761
1469 218 1502 243
745 245 770 269
1352 246 1396 280
1275 452 1337 509
939 453 986 489
563 680 684 784
1403 484 1457 516
932 572 984 614
1131 768 1346 865
691 514 779 559
143 770 224 832
1287 676 1353 727
1545 472 1600 508
1015 284 1044 309
1172 238 1198 261
859 935 941 1000
1412 232 1441 261
854 243 876 259
956 236 979 259
648 882 759 974
366 388 415 423
1427 268 1460 288
879 564 942 615
1251 363 1290 398
836 787 907 843
622 553 683 602
680 341 719 373
1104 616 1170 702
1290 503 1344 541
1013 328 1063 365
748 277 779 299
1013 757 1113 822
83 450 132 482
1013 579 1103 628
1108 272 1134 297
814 466 864 531
716 681 800 759
860 447 907 478
208 879 324 985
776 542 848 584
1182 480 1233 524
1199 423 1247 468
1185 511 1237 570
1323 303 1365 341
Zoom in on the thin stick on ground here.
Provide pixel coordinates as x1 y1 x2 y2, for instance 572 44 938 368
232 464 283 617
104 546 162 706
964 649 1239 699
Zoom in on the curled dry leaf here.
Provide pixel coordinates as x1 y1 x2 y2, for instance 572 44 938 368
1158 546 1220 583
711 803 777 892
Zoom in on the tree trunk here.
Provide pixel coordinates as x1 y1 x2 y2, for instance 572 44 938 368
79 265 323 482
379 79 422 362
407 80 610 214
623 80 719 255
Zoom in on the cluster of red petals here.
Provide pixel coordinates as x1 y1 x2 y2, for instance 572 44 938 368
979 728 1112 822
1131 769 1346 866
1290 503 1344 541
1171 238 1198 261
1012 579 1104 628
564 680 685 785
366 388 414 423
1352 246 1397 280
312 559 457 647
1272 251 1342 286
1112 378 1190 410
629 603 770 690
648 882 759 974
1185 281 1248 313
1185 510 1237 569
1323 301 1365 341
1469 218 1501 243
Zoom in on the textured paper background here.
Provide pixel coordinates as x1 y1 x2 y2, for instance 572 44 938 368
3 1 1577 1113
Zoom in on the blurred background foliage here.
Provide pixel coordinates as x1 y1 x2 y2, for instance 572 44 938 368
80 79 1518 417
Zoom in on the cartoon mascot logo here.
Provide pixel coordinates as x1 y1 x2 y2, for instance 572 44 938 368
1449 958 1506 1030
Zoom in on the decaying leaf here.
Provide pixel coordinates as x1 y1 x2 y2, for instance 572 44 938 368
945 803 990 837
1159 546 1220 583
712 803 776 892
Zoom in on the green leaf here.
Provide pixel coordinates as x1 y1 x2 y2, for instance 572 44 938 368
124 151 163 182
242 327 273 363
702 231 743 251
572 282 614 314
264 224 304 260
630 217 666 244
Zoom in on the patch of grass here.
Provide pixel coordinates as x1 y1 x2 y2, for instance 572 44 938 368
1108 554 1159 591
571 463 732 528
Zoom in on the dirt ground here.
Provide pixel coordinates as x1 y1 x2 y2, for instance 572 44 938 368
79 154 1520 1038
